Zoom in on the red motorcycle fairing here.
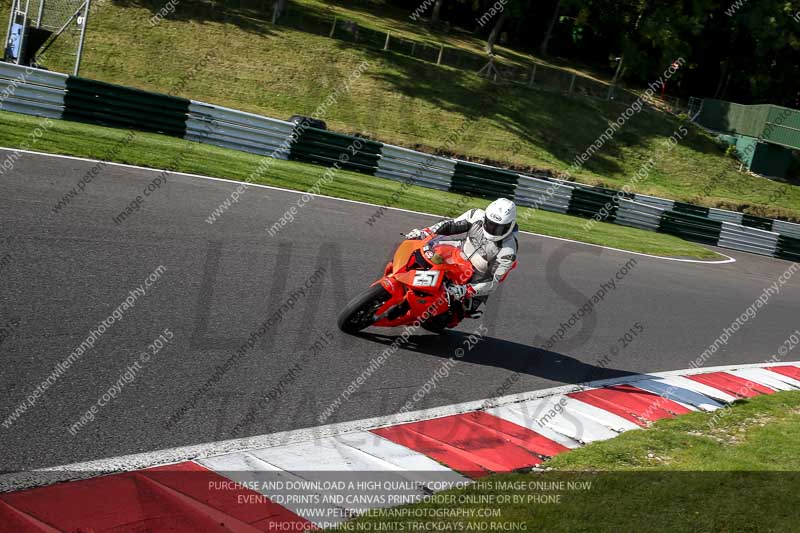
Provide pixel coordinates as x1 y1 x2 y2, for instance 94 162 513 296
367 236 473 328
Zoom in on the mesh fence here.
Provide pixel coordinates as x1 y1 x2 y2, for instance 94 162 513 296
27 0 87 69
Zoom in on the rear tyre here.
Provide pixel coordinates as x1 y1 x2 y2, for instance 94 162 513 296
338 284 392 334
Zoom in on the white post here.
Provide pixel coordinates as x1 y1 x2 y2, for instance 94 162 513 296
437 44 443 65
528 64 536 87
73 0 89 76
329 16 336 38
383 31 390 50
568 72 576 94
35 0 44 27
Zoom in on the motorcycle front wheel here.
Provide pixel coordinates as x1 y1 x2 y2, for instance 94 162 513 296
337 284 392 334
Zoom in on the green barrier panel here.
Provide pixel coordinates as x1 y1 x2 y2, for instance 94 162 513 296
775 235 800 261
567 187 618 222
659 211 722 245
289 126 381 175
66 77 189 111
449 161 517 199
573 183 633 200
63 77 189 137
741 214 774 231
672 201 709 218
763 105 800 150
64 94 187 135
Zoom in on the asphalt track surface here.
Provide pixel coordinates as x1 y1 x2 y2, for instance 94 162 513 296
1 149 799 472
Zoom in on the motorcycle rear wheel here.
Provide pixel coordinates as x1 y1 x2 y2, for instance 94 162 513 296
337 284 392 334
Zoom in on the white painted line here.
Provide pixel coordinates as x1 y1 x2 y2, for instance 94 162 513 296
762 367 800 388
2 146 736 264
199 452 348 527
482 404 582 449
233 433 467 526
729 368 800 391
488 397 633 445
2 360 797 493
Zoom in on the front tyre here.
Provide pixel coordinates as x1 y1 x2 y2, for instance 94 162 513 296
338 284 392 334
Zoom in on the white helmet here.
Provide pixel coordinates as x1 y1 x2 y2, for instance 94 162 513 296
483 198 517 241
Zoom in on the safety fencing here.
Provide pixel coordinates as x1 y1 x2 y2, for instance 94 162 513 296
289 127 382 175
3 61 800 261
718 223 780 257
186 101 294 159
615 199 663 232
375 144 455 192
632 194 675 212
515 175 573 214
63 77 190 137
775 235 800 261
449 160 518 199
0 61 66 119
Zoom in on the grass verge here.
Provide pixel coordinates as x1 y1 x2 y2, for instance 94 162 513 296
335 391 800 532
6 0 798 220
0 111 721 259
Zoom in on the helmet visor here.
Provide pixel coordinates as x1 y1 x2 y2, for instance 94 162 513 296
484 217 511 237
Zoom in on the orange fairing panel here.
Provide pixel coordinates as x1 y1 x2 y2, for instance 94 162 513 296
392 240 424 275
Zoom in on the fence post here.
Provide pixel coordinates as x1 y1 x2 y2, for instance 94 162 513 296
528 64 537 87
568 72 576 94
383 32 390 50
329 16 337 38
437 44 444 65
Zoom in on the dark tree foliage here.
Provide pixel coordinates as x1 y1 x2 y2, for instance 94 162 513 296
388 0 800 105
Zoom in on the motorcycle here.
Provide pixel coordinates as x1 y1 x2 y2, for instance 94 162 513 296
337 235 473 334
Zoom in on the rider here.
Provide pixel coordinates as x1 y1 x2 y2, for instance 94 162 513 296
405 198 519 319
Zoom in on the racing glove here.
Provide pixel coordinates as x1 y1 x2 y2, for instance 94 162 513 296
446 284 476 301
405 228 431 240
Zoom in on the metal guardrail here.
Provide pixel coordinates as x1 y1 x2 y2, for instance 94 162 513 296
187 101 294 159
707 208 744 225
514 175 573 214
375 144 456 192
615 199 663 231
0 62 66 119
718 222 779 257
632 193 675 211
773 220 800 240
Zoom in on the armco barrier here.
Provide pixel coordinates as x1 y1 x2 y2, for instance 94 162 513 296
0 62 66 119
775 235 800 261
633 193 675 212
375 144 456 192
718 223 779 256
773 220 800 239
708 208 744 225
615 199 663 231
449 160 518 198
568 187 618 222
289 126 382 175
741 213 774 232
63 77 189 137
659 211 722 245
672 201 709 218
186 101 294 159
514 175 573 214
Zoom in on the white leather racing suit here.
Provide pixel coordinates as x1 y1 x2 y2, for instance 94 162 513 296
424 208 519 300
